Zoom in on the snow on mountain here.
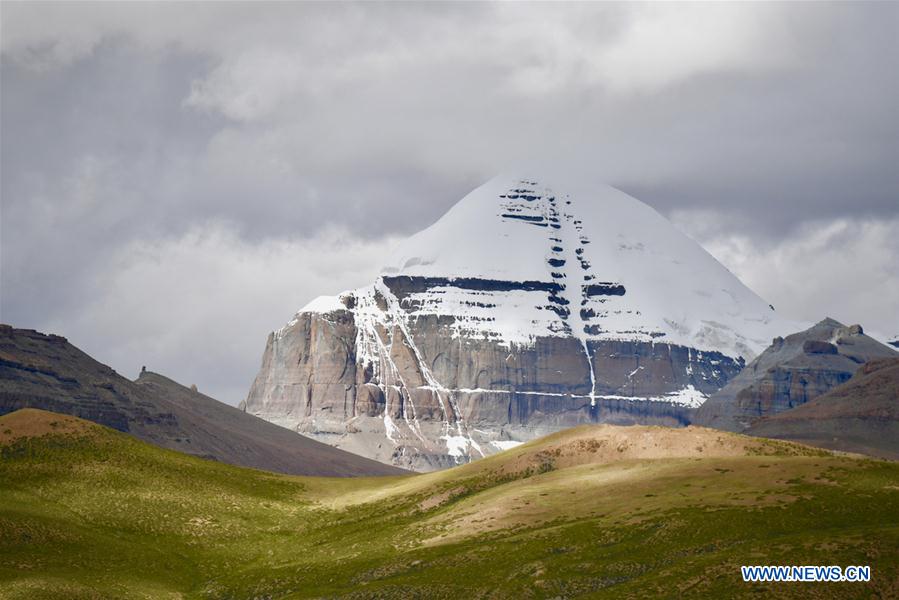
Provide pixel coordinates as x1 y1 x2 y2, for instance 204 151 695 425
247 175 804 470
382 175 794 360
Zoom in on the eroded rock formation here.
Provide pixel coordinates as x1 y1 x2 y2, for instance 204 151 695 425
244 176 795 470
693 318 897 432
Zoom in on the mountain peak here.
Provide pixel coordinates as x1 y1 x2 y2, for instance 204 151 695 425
248 176 806 470
815 317 846 328
377 175 795 360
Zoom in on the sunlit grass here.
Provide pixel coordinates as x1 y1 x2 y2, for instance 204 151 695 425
1 410 897 598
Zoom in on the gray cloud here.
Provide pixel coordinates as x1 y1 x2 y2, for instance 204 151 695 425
2 2 897 404
671 211 899 343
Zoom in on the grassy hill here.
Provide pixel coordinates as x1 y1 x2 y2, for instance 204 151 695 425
1 409 898 599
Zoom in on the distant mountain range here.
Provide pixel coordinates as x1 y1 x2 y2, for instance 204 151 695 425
0 325 404 477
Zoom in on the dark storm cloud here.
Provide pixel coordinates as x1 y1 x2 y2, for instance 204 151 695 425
2 2 897 404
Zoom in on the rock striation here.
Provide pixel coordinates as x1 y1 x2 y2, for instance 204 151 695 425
693 318 897 432
745 357 899 460
243 176 796 470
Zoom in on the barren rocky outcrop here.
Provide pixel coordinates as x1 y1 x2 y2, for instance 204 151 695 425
746 357 899 459
693 318 897 433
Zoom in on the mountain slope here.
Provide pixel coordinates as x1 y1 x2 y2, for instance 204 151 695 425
2 408 898 598
693 318 897 432
0 325 404 476
746 357 899 459
244 176 797 470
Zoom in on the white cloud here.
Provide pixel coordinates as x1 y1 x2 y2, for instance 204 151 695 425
43 222 399 404
597 4 797 93
4 3 808 101
671 210 899 341
185 49 312 122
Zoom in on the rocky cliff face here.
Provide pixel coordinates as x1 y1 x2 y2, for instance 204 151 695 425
243 176 795 470
745 357 899 460
693 318 898 432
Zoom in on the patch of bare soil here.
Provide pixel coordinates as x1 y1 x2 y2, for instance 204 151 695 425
0 408 96 445
492 425 811 478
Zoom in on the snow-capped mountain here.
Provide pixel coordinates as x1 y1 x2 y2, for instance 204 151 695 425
382 176 785 362
242 176 798 470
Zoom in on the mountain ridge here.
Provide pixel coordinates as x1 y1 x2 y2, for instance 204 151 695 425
0 324 405 476
745 357 899 459
693 317 897 433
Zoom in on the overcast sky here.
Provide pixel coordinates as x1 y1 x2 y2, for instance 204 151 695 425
2 2 897 405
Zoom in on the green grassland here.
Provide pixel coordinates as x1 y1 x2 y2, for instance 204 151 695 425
1 408 897 599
